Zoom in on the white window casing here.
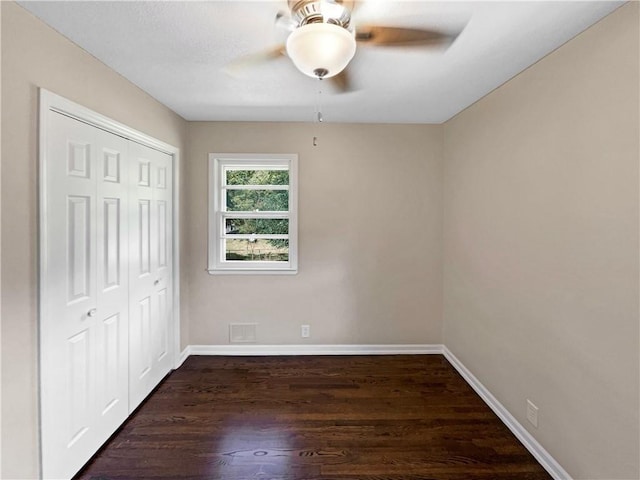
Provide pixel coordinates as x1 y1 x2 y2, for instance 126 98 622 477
208 153 298 274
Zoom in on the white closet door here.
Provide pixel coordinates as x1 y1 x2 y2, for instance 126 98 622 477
94 128 130 436
42 112 130 479
128 141 174 410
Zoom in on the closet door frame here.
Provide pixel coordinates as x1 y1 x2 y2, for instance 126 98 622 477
38 89 181 477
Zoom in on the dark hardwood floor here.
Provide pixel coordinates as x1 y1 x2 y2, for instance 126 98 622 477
75 355 552 480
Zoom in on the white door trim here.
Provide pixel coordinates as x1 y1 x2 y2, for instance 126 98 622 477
38 88 181 478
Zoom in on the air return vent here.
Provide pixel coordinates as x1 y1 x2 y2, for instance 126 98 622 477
229 323 258 343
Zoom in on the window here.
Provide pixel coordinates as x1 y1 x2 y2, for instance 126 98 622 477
208 153 298 274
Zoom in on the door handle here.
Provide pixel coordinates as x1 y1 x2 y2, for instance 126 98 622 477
154 279 160 286
87 308 97 317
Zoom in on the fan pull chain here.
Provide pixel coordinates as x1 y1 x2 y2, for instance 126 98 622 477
316 78 324 123
313 77 323 147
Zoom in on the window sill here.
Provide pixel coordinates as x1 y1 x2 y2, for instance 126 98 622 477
207 268 298 275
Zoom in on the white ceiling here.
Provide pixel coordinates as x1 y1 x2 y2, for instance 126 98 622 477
19 1 623 124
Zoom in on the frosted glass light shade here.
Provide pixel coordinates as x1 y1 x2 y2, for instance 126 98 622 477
286 23 356 78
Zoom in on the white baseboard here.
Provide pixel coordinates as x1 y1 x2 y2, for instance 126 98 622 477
443 346 571 480
187 343 444 356
175 347 191 368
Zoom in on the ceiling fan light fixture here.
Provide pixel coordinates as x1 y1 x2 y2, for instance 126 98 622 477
286 23 356 79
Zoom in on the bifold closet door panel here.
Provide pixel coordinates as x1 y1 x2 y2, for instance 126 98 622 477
94 128 131 436
42 112 130 480
128 141 174 411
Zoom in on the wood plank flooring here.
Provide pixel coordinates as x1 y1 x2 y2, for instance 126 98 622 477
75 355 552 480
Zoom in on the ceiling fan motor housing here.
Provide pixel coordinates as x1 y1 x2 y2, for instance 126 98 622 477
289 0 353 29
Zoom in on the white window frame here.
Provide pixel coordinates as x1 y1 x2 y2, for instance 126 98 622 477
208 153 298 274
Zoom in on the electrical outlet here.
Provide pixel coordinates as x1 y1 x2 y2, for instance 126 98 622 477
526 399 539 428
301 324 310 338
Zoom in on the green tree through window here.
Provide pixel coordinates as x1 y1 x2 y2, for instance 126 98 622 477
225 169 289 258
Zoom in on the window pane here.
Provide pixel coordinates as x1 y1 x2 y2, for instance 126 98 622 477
225 218 288 235
225 239 289 262
226 189 288 212
226 169 289 186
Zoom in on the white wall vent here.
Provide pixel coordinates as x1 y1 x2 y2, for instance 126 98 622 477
229 323 258 343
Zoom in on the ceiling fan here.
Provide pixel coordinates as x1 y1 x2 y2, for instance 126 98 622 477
227 0 462 92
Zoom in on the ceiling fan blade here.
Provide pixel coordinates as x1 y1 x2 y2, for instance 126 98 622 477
338 0 357 14
275 10 296 32
355 25 455 47
224 45 287 76
329 67 355 93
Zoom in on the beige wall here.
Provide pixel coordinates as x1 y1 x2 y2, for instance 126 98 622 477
442 4 639 479
186 122 443 346
1 3 188 478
